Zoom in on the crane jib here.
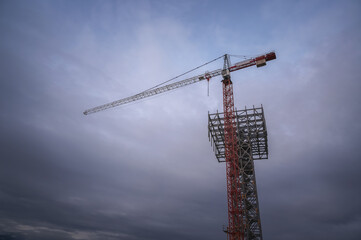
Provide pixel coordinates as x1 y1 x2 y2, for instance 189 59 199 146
83 51 276 115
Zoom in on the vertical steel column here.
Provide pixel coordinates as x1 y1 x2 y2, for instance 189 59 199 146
236 108 263 240
222 75 244 240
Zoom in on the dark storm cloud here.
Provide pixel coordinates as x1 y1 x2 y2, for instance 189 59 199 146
1 0 361 240
0 2 225 238
0 33 225 239
254 9 361 238
0 125 225 240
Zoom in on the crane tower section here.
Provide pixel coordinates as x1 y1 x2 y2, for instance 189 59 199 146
208 106 268 240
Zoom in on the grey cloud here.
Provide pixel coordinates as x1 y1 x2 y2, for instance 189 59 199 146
1 1 361 240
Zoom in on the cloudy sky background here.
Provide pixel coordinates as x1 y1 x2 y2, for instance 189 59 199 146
1 0 361 239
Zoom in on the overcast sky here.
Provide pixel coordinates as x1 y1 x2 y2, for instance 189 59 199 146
1 0 361 239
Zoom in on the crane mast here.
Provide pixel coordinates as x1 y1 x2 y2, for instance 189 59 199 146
221 54 245 239
84 51 277 240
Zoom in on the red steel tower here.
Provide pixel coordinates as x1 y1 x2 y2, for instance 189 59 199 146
221 55 244 239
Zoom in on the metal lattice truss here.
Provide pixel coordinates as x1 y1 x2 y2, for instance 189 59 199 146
208 106 268 240
208 106 268 163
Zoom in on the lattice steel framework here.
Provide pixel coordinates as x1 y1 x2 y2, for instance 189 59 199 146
221 74 244 240
208 106 268 240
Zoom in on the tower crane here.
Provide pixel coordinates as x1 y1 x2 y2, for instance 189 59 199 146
84 51 277 240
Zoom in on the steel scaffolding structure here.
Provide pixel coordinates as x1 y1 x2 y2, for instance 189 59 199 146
208 106 268 240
